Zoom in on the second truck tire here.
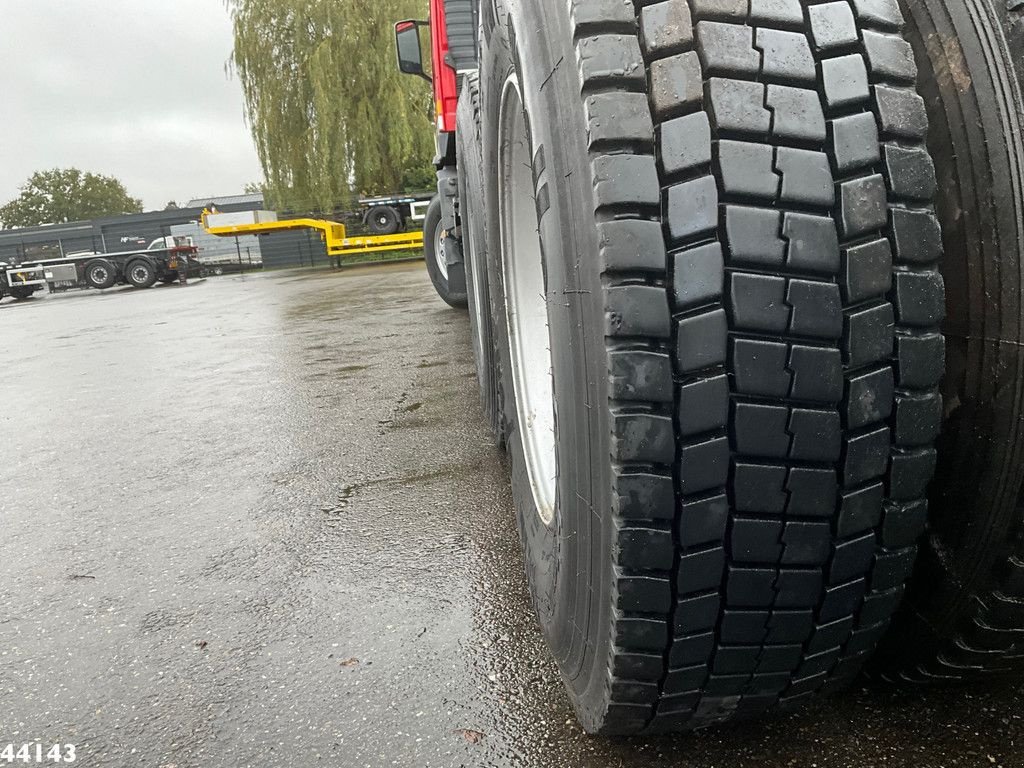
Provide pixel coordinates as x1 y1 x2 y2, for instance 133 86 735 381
478 0 943 734
871 0 1024 681
423 196 467 308
457 72 504 444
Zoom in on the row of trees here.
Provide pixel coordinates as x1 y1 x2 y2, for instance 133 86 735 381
0 169 142 229
227 0 435 212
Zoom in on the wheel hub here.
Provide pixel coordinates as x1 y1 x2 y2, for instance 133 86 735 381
435 225 449 282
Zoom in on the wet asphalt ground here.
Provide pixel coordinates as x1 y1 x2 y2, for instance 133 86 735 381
2 262 1024 768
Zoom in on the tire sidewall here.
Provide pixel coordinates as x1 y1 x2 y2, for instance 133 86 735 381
481 0 614 725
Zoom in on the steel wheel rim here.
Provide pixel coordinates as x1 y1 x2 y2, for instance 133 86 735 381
498 75 556 525
434 219 449 282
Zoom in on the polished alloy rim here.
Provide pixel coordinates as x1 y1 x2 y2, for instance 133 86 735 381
498 75 556 525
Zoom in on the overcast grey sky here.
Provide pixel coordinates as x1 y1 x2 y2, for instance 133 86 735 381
0 1 264 211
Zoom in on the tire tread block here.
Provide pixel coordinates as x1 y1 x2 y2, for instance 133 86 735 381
767 85 828 142
609 350 675 403
708 78 771 135
587 92 655 147
661 112 713 177
696 21 760 76
641 0 695 58
578 35 646 87
726 206 786 267
614 471 676 520
673 242 724 309
809 2 859 51
650 51 705 118
678 374 730 435
606 285 672 337
756 27 817 83
599 220 669 273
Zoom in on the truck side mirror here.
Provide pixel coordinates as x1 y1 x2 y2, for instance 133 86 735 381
395 20 430 83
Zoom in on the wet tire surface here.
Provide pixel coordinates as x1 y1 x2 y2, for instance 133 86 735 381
0 265 1022 766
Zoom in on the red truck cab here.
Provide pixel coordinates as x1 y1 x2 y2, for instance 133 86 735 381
395 1 479 307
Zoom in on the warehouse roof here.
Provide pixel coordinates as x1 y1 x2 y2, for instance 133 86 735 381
185 193 264 208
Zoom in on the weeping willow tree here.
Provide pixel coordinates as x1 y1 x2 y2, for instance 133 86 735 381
227 0 435 212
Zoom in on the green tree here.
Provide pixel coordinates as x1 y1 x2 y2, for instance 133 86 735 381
0 169 143 228
227 0 435 212
400 162 436 194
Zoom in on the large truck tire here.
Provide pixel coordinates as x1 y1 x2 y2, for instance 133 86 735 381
84 259 117 290
871 0 1024 681
125 258 158 289
367 205 402 235
457 72 505 445
424 196 468 308
479 0 943 734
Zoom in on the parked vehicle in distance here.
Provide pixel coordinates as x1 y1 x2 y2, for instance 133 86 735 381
358 192 433 235
0 235 200 300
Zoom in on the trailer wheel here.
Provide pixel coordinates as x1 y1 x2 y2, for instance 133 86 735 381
125 258 157 289
424 196 467 308
457 72 505 445
869 0 1024 682
84 259 117 290
479 0 943 734
367 205 401 235
9 286 35 300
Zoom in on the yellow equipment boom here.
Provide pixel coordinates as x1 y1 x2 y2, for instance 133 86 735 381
200 209 423 256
